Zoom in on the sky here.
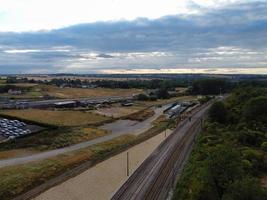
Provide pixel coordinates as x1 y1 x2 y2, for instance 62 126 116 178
0 0 267 74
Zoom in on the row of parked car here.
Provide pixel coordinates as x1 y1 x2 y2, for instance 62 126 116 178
0 119 31 139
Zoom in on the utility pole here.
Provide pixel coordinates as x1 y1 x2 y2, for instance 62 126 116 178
126 152 129 177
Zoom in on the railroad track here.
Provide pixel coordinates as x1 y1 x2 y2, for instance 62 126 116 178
112 102 212 200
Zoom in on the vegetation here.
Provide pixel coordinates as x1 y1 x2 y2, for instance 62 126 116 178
123 108 155 121
190 79 232 95
0 127 109 152
0 109 111 127
173 86 267 200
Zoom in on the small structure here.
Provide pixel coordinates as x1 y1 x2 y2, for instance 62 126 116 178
54 101 78 108
121 101 133 106
8 89 22 95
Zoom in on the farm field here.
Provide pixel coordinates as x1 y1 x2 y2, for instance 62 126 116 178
0 109 110 126
38 85 142 99
0 83 142 99
94 104 146 118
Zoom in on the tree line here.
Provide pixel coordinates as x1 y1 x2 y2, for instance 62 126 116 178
173 86 267 200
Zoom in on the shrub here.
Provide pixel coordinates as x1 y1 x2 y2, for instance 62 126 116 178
208 102 228 123
223 178 267 200
261 142 267 151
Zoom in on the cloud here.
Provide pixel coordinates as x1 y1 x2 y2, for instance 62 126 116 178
0 1 267 74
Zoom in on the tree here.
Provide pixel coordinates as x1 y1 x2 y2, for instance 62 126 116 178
223 178 267 200
243 96 267 124
156 87 170 99
208 102 228 123
191 79 228 95
207 146 243 198
137 93 149 101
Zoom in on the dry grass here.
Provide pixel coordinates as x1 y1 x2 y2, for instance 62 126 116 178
0 109 110 126
0 149 37 160
39 85 142 98
124 108 155 121
153 115 168 125
94 104 145 118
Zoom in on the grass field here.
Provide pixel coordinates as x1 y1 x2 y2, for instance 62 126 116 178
0 83 142 99
39 85 142 99
0 109 111 126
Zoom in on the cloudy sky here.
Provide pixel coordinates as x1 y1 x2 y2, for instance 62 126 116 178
0 0 267 74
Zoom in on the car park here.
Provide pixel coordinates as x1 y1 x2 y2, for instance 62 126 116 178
0 118 30 139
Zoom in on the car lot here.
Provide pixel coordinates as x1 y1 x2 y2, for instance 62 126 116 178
0 118 32 140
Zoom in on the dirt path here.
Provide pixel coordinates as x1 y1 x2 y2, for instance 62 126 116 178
100 105 170 136
34 130 172 200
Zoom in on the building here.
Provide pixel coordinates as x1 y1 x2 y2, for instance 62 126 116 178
8 89 22 95
54 101 78 108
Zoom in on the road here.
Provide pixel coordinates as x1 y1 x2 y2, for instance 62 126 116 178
0 95 134 108
0 105 168 168
111 102 212 200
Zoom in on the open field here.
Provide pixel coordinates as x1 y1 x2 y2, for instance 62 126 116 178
0 83 142 99
39 85 142 99
94 104 145 118
0 109 111 127
0 118 171 200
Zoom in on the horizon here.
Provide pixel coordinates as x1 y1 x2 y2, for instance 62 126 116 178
0 0 267 74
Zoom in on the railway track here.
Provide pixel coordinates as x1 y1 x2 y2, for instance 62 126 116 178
111 102 212 200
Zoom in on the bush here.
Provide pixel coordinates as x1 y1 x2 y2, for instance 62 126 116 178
207 145 243 198
136 93 149 101
261 142 267 151
243 96 267 124
223 178 267 200
208 102 228 123
237 130 265 147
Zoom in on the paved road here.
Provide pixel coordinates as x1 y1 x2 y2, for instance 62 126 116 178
0 105 169 168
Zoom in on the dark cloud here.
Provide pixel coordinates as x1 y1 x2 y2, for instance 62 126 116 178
0 1 267 73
